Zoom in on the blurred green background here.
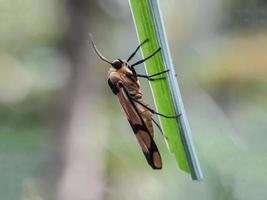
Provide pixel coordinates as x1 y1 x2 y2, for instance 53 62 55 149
1 0 267 199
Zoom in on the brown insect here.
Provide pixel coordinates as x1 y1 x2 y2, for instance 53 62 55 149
90 36 178 169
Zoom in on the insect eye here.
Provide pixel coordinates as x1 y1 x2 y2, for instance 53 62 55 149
112 60 122 69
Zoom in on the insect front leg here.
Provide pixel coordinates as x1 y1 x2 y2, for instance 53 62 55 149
127 38 149 62
130 48 161 68
129 47 161 75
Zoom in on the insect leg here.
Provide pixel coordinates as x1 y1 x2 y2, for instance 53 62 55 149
130 70 169 81
151 117 168 139
127 38 149 62
132 99 181 118
131 48 161 68
147 70 169 78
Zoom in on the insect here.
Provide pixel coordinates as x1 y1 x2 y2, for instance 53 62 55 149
90 35 179 169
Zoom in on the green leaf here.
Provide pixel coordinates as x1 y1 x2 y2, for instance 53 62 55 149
129 0 203 180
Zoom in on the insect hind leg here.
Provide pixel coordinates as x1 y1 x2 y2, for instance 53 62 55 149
151 117 168 139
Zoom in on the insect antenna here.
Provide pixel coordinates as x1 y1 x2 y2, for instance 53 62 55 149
89 34 113 65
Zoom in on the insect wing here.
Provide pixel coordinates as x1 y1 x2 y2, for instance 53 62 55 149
117 84 162 169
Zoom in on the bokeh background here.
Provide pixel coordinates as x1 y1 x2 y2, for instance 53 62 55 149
1 0 267 199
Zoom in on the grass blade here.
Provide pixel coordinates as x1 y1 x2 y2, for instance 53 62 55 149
128 0 203 180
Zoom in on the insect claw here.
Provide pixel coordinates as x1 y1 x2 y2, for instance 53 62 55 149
176 113 182 118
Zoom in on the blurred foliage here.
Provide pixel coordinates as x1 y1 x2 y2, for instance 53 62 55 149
0 0 267 199
224 0 267 30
